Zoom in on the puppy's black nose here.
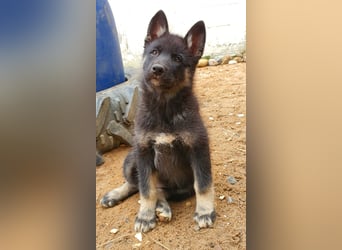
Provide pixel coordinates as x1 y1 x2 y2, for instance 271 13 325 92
152 64 165 75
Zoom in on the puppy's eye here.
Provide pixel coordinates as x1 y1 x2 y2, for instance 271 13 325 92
173 54 183 62
151 49 159 56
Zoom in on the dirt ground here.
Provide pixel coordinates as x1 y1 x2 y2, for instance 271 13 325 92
96 63 246 249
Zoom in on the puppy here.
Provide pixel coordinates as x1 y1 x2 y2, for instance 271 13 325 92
101 10 215 232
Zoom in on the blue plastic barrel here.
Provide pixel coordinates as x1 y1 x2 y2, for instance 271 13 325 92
96 0 125 92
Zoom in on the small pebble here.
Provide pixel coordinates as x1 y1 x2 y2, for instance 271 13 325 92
208 59 219 66
237 114 245 118
221 55 231 64
135 232 143 242
227 176 237 185
227 196 234 203
233 56 243 63
197 58 208 67
229 60 237 65
219 195 225 200
209 117 214 121
132 243 142 249
214 56 223 64
185 201 192 207
110 228 119 234
235 121 241 125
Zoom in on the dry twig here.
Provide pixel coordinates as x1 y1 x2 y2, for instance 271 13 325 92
96 234 131 249
144 233 171 250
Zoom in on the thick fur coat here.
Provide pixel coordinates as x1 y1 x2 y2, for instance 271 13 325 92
101 10 215 232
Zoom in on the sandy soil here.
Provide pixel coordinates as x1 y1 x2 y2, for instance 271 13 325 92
96 63 246 249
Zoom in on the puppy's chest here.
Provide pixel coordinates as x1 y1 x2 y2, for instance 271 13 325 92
138 131 194 149
150 132 191 172
137 106 194 148
154 132 177 145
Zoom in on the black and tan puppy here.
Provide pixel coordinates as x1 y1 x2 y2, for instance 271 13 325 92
101 10 215 232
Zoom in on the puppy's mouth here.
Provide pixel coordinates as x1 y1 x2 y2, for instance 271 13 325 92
146 73 174 89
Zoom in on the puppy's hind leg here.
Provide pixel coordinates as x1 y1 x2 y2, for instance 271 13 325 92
100 150 139 208
101 181 138 207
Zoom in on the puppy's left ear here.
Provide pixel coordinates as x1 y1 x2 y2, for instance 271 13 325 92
185 21 206 58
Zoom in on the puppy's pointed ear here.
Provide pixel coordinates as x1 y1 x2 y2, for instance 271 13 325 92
144 10 169 47
185 21 206 59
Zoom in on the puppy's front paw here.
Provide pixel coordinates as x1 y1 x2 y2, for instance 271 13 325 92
194 210 216 228
134 207 156 232
134 214 156 232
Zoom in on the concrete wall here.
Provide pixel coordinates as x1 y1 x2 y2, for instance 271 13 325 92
109 0 246 67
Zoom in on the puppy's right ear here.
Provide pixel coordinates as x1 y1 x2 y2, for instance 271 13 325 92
144 10 169 47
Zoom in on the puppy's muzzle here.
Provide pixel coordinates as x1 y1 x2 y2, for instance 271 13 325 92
152 64 165 76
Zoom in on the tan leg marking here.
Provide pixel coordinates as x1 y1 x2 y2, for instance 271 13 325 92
134 174 158 232
193 180 216 228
